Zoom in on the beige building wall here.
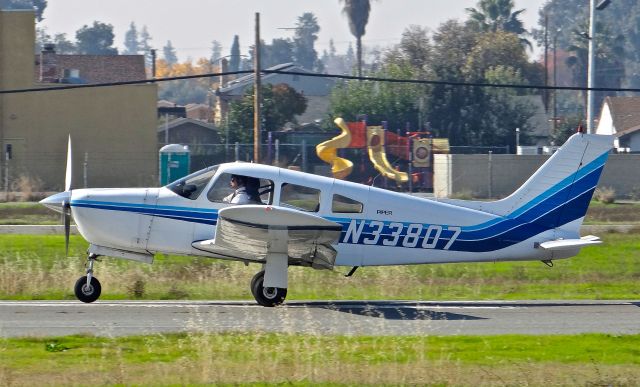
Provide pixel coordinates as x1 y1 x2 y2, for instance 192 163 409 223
0 10 157 190
2 85 157 189
0 10 35 90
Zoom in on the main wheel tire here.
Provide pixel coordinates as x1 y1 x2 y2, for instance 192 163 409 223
250 270 264 300
250 271 286 307
74 276 101 303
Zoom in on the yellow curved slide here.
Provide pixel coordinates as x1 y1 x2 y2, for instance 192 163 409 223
316 118 354 179
367 126 409 184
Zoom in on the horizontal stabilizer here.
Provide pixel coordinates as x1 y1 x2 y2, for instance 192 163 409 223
537 235 601 251
193 205 342 269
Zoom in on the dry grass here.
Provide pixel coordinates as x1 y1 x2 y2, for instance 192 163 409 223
593 186 616 204
8 175 46 202
2 231 640 301
7 361 636 386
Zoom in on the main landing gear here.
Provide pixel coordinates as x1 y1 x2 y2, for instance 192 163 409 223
74 254 101 303
250 270 287 307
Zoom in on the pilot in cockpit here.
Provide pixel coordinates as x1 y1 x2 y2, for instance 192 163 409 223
222 174 262 204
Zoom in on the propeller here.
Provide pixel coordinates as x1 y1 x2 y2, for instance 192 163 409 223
62 136 72 256
39 135 74 256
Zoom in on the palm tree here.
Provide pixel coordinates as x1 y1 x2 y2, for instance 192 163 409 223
466 0 531 49
340 0 371 77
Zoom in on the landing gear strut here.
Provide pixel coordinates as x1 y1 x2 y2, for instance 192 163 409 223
250 270 287 307
74 254 101 303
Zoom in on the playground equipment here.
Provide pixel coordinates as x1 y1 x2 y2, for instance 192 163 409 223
315 118 353 179
366 126 409 183
316 118 447 186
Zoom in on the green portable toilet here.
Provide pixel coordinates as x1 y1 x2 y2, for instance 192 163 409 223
159 144 190 185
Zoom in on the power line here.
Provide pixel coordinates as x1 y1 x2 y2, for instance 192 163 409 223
1 69 639 95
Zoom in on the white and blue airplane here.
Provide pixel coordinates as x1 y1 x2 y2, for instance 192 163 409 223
41 126 613 306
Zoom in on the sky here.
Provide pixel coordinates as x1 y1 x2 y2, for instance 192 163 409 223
40 0 548 61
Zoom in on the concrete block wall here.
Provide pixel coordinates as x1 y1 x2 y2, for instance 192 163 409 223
434 153 640 200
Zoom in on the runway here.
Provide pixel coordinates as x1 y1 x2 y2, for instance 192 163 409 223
1 300 639 337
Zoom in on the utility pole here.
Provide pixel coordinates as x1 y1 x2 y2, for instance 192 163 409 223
253 12 262 163
544 14 549 113
586 0 596 134
150 49 157 78
587 0 613 133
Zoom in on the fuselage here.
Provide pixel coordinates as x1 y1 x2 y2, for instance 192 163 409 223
67 162 574 268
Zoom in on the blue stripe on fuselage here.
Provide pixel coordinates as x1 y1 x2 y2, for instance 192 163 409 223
71 200 219 225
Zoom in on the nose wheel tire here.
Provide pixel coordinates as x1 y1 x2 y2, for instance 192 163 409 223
250 270 286 307
74 276 101 303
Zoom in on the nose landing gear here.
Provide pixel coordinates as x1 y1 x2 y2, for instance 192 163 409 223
74 254 101 303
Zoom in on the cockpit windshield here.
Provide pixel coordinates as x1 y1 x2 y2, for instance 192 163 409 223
166 165 219 200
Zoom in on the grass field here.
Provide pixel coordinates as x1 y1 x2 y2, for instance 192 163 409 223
0 232 639 301
1 333 639 385
0 202 59 225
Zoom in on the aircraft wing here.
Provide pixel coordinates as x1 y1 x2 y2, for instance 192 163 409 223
537 235 602 251
193 205 343 270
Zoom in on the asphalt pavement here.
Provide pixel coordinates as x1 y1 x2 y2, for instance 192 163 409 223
1 300 639 337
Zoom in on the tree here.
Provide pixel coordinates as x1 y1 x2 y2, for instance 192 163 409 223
53 33 75 54
229 35 241 72
163 40 178 65
534 0 636 117
75 21 118 55
36 27 76 54
210 40 222 62
565 21 625 116
427 20 478 143
425 20 538 146
139 25 154 67
328 62 425 131
35 26 50 52
226 84 307 143
156 58 211 104
463 31 532 81
292 12 321 70
340 0 371 77
261 38 294 68
466 0 531 49
385 25 432 75
123 21 139 54
0 0 47 21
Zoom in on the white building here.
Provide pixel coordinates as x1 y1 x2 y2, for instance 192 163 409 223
596 96 640 152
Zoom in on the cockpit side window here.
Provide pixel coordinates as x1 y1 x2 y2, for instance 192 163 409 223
207 172 274 205
332 194 363 213
280 183 320 212
167 166 218 200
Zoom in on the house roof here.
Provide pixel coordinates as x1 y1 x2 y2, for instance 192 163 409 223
185 103 209 112
157 117 219 133
36 54 146 83
604 96 640 136
218 63 329 95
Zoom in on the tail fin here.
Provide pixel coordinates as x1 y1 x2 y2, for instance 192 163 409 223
451 133 613 232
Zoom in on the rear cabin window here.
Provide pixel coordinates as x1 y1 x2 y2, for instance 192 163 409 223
280 183 320 212
332 194 363 213
207 173 274 204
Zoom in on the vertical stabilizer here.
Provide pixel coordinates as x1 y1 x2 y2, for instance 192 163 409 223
448 133 613 233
